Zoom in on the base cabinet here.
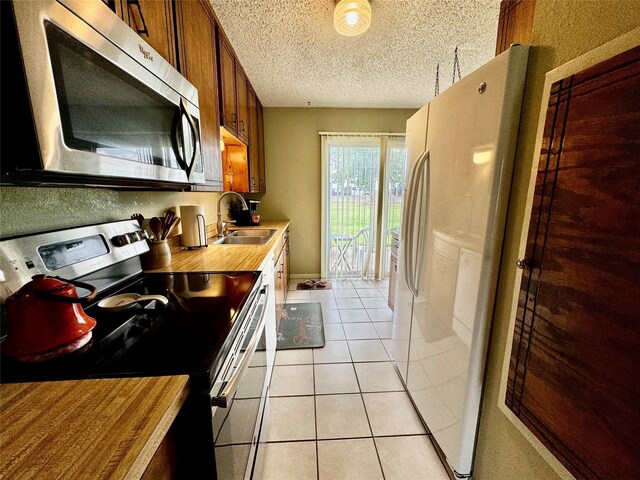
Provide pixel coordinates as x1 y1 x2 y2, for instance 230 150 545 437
274 230 290 316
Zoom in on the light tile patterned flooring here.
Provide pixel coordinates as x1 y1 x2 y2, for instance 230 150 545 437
254 279 449 480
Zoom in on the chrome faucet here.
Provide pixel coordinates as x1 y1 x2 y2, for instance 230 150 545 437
216 192 248 237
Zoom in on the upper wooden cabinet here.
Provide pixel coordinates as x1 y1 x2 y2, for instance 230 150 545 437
217 31 249 144
174 0 223 191
495 0 536 55
235 67 249 143
247 86 260 193
104 0 177 67
217 34 238 133
257 99 267 193
257 100 266 192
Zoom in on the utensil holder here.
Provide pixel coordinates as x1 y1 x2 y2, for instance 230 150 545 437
141 240 172 269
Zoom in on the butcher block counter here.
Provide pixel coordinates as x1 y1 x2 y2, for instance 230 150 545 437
151 220 290 272
0 376 189 480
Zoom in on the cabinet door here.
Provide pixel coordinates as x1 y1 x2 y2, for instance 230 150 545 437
257 100 266 192
175 0 222 190
247 87 260 193
495 0 536 56
217 34 237 135
235 66 249 143
506 45 640 480
283 233 290 303
104 0 176 67
127 0 176 67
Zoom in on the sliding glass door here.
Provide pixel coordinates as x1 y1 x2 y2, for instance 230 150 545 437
321 133 407 280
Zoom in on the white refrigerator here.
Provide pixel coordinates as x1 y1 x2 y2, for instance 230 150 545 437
391 45 529 478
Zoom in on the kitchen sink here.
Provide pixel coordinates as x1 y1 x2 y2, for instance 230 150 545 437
209 229 277 245
228 229 277 239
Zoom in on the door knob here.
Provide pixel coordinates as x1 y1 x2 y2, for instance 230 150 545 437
515 258 529 269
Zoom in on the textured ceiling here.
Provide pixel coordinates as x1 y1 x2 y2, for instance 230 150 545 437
209 0 501 108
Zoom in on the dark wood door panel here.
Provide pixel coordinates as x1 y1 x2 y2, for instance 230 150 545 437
507 45 640 480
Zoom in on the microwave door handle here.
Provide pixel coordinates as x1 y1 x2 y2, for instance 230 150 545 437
170 108 188 172
211 286 268 408
180 98 199 180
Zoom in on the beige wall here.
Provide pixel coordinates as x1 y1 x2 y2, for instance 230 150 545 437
0 186 220 239
258 108 416 277
474 2 640 479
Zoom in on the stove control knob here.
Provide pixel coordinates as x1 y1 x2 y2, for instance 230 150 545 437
112 234 133 247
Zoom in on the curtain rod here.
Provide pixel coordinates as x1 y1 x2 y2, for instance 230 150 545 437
318 132 405 136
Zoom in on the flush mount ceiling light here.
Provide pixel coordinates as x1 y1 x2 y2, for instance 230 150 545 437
334 0 371 37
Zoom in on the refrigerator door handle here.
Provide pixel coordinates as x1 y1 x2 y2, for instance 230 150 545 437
412 153 430 293
404 150 429 296
402 153 421 293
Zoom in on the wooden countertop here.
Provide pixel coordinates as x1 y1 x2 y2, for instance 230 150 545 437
0 376 189 480
149 220 290 273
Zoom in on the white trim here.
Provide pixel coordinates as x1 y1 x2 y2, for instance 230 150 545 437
290 273 322 279
498 27 640 480
320 136 329 279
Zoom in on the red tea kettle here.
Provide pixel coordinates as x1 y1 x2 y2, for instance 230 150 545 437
2 275 98 362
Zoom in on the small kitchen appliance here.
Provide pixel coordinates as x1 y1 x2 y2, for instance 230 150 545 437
230 200 261 226
0 220 276 479
2 0 204 187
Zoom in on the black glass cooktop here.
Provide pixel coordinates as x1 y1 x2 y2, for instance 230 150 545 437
0 271 260 390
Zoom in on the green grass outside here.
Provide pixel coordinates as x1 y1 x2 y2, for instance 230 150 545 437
330 201 402 244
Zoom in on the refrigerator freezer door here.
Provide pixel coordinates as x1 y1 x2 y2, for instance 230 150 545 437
406 46 529 476
391 103 429 384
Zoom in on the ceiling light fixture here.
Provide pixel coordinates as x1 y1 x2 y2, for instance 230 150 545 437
334 0 371 37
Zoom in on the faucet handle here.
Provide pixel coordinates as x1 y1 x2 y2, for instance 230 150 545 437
222 220 236 236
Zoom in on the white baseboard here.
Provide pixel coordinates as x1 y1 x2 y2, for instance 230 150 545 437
290 273 321 280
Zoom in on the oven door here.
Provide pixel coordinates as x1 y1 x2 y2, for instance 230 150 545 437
211 285 269 480
10 0 204 185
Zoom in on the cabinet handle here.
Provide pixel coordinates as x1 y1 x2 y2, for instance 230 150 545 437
277 270 282 278
239 120 245 131
231 113 237 122
127 0 148 36
251 176 256 186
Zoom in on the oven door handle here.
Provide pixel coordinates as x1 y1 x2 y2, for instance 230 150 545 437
211 286 268 408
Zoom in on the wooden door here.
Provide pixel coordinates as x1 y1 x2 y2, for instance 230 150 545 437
506 45 640 480
217 34 237 135
247 86 260 193
174 0 222 191
257 100 266 192
235 66 249 143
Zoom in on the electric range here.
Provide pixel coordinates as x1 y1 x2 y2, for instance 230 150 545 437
0 220 276 479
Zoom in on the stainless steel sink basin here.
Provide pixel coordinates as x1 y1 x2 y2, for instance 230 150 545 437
228 229 277 239
209 229 277 246
210 237 266 245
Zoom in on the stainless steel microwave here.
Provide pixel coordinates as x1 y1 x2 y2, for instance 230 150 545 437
3 0 204 187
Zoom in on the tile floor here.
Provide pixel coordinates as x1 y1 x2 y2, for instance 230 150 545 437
254 278 449 480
